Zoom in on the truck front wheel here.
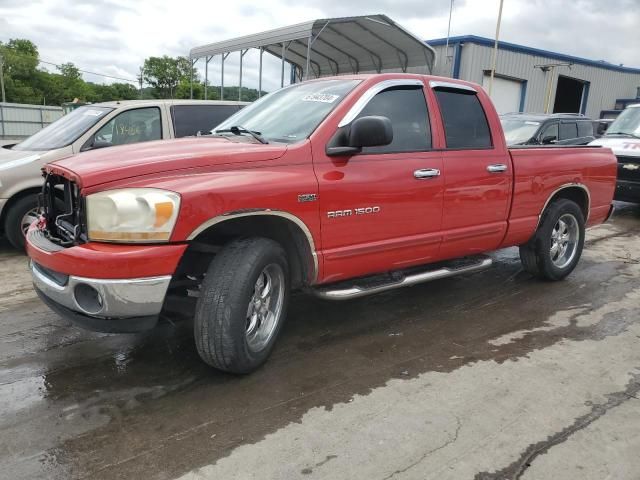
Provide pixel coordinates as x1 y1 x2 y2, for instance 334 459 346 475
194 237 290 374
519 198 585 281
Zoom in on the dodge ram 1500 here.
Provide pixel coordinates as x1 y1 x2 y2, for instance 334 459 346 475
26 74 617 373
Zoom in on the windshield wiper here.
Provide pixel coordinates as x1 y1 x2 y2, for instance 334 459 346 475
214 125 268 144
606 131 640 139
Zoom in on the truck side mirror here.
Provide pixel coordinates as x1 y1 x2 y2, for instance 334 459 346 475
326 115 393 157
349 116 393 148
542 135 557 145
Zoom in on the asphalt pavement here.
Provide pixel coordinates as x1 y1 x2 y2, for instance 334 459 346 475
1 203 639 480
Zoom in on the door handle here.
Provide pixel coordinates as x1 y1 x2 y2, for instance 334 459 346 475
414 168 441 179
487 164 508 173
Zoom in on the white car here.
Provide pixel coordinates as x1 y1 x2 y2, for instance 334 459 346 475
0 99 248 248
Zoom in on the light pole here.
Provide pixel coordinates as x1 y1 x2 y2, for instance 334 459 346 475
444 0 454 76
488 0 505 97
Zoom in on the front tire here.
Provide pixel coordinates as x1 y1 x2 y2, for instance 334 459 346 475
5 194 40 250
194 237 290 374
519 199 585 281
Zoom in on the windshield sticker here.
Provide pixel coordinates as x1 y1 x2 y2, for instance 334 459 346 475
302 94 340 103
83 110 105 117
524 121 540 125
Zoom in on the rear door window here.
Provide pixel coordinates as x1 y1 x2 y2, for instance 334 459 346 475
172 105 243 137
354 86 431 154
434 89 492 148
559 122 578 140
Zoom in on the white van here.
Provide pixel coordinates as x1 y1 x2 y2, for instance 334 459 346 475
0 99 248 248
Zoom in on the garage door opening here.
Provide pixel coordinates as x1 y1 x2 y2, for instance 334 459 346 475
482 73 525 114
553 76 585 113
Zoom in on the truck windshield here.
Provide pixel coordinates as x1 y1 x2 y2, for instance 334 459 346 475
605 106 640 138
13 106 114 151
500 118 541 145
212 79 361 143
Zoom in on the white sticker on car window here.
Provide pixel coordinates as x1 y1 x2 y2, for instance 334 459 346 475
84 110 105 116
302 94 340 103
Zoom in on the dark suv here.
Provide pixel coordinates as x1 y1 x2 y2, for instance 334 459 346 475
500 113 595 146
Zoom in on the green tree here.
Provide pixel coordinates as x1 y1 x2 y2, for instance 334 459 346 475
1 39 38 79
57 62 81 80
142 55 196 98
0 39 41 103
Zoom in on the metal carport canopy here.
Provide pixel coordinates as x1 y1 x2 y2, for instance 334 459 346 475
189 14 436 96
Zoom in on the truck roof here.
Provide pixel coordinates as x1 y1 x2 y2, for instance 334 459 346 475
89 99 251 108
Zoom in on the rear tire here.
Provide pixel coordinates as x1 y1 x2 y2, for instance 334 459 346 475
519 199 585 281
194 237 290 374
5 194 39 251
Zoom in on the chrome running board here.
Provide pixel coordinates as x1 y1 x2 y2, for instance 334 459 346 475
312 255 493 300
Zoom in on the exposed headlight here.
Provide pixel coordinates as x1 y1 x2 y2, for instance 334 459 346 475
86 188 180 242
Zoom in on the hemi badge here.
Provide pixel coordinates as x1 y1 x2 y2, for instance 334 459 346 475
298 193 318 203
622 164 639 171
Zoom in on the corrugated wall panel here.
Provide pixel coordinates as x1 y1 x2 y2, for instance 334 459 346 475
0 103 63 139
453 43 640 118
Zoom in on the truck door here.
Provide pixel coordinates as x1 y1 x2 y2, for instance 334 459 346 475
312 80 444 283
431 82 512 259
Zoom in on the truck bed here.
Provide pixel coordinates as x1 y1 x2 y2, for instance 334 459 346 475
500 145 617 247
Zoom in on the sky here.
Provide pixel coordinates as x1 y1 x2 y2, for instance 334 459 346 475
0 0 639 92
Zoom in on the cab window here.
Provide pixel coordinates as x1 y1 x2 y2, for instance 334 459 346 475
355 86 431 154
434 89 492 149
92 107 162 147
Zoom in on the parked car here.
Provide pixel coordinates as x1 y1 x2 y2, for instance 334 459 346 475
590 103 640 203
500 113 595 146
27 74 616 374
0 99 248 249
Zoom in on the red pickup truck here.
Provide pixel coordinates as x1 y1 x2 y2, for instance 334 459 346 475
26 74 617 373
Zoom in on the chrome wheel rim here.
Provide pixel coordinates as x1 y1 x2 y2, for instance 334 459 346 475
245 263 285 352
20 207 40 236
550 213 579 269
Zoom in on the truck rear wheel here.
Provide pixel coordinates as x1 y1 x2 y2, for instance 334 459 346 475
194 237 290 374
519 199 585 281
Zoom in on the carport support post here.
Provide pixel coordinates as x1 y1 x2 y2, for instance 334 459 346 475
258 48 263 98
281 43 286 87
204 56 212 100
239 50 247 101
305 34 312 81
221 53 229 100
189 57 194 99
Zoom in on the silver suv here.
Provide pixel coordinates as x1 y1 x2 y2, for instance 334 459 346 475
0 99 247 248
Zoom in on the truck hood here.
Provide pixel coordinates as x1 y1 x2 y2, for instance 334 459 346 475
48 137 288 187
590 136 640 157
